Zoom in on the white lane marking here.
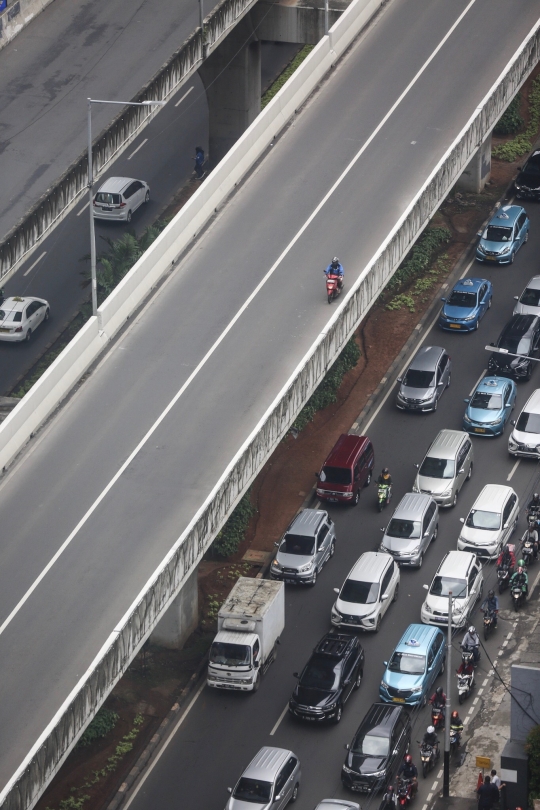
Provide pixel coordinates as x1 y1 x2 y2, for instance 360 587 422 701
473 697 479 705
437 769 443 778
482 678 489 686
460 257 476 279
507 632 513 639
77 201 90 216
0 0 481 637
123 680 206 810
270 704 289 736
498 649 504 656
175 86 194 107
502 639 508 648
478 688 483 695
427 793 434 802
507 459 520 481
467 706 474 715
422 804 428 810
22 251 46 277
128 138 148 160
469 369 486 396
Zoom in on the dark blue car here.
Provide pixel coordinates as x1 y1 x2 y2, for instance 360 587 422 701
439 278 493 332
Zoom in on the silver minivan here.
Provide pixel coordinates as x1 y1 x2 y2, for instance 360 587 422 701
413 429 473 507
226 747 301 810
270 509 336 586
380 493 438 568
396 346 451 412
93 176 150 222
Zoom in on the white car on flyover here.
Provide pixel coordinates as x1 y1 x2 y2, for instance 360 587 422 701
0 296 50 342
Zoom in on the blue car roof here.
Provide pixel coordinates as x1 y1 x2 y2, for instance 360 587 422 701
451 277 487 294
475 376 511 395
487 205 523 226
394 623 442 655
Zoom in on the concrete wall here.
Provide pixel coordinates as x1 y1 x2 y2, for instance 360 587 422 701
510 663 540 741
0 0 54 51
1 7 540 810
150 567 199 649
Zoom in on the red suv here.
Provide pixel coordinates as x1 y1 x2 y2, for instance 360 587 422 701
316 434 374 506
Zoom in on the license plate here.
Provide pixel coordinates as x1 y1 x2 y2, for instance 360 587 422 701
449 324 461 329
101 206 112 212
285 579 296 584
328 497 339 502
392 697 405 703
474 428 486 433
0 327 10 333
304 716 318 721
486 256 497 261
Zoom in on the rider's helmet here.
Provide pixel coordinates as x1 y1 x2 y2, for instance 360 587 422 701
427 725 435 735
488 589 495 598
518 559 525 568
534 493 539 501
436 686 444 697
405 754 412 764
331 257 340 267
382 467 390 476
468 626 476 634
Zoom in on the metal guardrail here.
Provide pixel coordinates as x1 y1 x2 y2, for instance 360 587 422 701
0 0 261 280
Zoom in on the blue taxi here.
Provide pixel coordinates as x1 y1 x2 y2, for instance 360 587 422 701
439 277 493 332
463 376 516 437
379 624 445 707
476 205 529 264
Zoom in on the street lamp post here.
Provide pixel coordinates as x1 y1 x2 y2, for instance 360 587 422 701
324 0 329 35
443 590 453 796
87 98 165 317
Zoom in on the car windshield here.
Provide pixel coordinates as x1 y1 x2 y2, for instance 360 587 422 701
352 734 389 757
386 519 421 539
233 778 273 803
0 309 22 322
419 457 455 479
340 578 379 604
465 509 500 531
516 411 540 434
281 534 315 556
519 287 540 307
300 657 340 691
523 157 540 176
470 392 502 410
209 642 251 666
95 192 121 205
430 576 467 598
486 225 513 242
388 652 426 674
499 334 531 355
320 466 351 485
403 369 434 388
447 291 477 308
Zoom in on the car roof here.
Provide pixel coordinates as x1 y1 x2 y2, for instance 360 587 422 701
313 632 356 659
408 346 444 372
499 314 539 340
475 376 509 395
395 623 441 655
437 550 476 578
452 277 486 293
242 747 293 781
358 703 406 739
427 429 467 460
316 802 360 810
523 275 540 291
522 388 540 415
287 509 326 537
347 552 391 583
1 296 31 311
470 484 514 512
488 205 523 226
391 492 433 521
97 176 138 193
323 434 369 469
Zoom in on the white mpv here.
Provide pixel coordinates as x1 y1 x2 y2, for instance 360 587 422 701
457 484 518 560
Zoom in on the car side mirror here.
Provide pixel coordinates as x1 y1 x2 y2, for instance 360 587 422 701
228 787 233 794
274 794 282 803
423 584 429 590
459 468 465 475
512 420 516 426
254 660 260 668
490 342 495 347
381 594 389 601
477 230 482 237
441 297 446 302
393 749 399 756
397 377 402 383
380 527 386 532
383 660 388 667
424 530 430 537
503 523 509 530
464 398 470 403
293 671 299 678
274 541 279 547
514 296 519 301
414 463 419 469
459 517 464 523
344 744 350 750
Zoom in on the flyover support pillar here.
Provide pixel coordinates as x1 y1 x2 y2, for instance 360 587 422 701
199 17 261 166
456 132 492 193
150 567 199 649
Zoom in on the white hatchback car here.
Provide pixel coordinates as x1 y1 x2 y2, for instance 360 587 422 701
93 176 150 222
508 388 540 458
0 296 49 342
421 550 483 630
331 552 399 633
457 484 519 559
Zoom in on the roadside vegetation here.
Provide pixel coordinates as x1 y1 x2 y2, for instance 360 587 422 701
493 76 540 162
261 46 314 108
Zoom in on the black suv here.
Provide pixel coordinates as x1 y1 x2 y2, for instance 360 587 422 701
488 314 540 381
515 150 540 200
289 632 364 724
342 703 411 793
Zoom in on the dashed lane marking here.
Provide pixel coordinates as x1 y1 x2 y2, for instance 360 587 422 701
507 459 520 481
22 251 46 276
175 86 194 107
127 138 148 160
270 704 289 736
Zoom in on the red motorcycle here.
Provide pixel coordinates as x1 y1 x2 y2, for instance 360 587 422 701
326 273 343 304
397 777 415 807
431 705 445 730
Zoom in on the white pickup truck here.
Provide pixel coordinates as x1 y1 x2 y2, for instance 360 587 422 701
207 577 285 692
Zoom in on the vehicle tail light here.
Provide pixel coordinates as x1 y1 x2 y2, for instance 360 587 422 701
119 203 126 208
14 327 22 332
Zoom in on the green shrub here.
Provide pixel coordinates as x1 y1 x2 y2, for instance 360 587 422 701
526 724 540 801
386 227 451 293
386 294 415 312
494 76 540 161
293 337 361 433
494 93 523 136
77 708 119 748
262 46 314 108
210 493 255 558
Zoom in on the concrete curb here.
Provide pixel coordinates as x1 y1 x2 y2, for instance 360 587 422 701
106 652 209 810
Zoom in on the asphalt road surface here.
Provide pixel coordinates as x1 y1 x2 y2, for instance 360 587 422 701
0 0 538 799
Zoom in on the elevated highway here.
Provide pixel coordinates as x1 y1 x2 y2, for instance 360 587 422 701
0 0 539 807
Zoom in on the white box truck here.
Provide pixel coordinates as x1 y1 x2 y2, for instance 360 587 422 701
207 577 285 692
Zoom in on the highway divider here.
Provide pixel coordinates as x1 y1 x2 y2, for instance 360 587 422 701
2 7 539 810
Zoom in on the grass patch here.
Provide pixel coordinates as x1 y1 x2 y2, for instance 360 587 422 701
383 225 451 313
77 709 119 749
210 493 256 559
493 76 540 161
262 46 314 108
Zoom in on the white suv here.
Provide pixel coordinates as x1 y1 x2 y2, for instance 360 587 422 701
331 552 400 633
508 389 540 458
457 484 518 559
421 550 483 629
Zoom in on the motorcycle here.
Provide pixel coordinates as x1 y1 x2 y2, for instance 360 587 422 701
418 742 438 778
497 563 513 594
396 778 414 807
457 670 474 704
511 583 526 611
378 483 392 512
379 785 397 810
449 727 461 756
430 705 445 730
326 273 343 304
521 537 536 567
482 608 497 641
461 642 480 668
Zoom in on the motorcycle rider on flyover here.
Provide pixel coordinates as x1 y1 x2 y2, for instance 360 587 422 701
324 257 344 289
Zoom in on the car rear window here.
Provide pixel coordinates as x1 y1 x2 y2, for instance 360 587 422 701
486 225 512 242
281 534 315 556
95 192 121 205
447 291 477 307
320 466 351 485
403 369 434 388
0 309 22 322
465 509 500 531
388 652 426 674
352 733 389 756
340 579 379 604
419 457 455 479
233 778 272 803
386 519 421 539
470 392 502 410
516 411 540 434
519 288 540 307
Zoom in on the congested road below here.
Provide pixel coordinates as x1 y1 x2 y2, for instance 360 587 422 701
126 200 540 810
